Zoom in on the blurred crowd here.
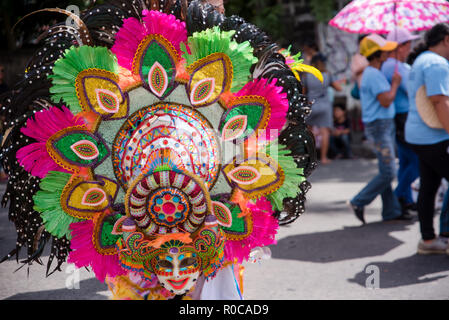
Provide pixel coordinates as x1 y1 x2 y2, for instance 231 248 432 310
301 23 449 256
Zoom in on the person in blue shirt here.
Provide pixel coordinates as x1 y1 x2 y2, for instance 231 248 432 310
405 23 449 255
349 34 412 224
382 27 420 216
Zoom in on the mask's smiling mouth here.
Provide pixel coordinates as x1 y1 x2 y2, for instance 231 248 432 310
167 278 189 290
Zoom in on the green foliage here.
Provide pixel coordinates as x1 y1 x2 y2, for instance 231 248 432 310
310 0 335 22
224 0 285 42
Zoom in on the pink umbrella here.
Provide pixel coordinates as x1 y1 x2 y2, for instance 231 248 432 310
329 0 449 34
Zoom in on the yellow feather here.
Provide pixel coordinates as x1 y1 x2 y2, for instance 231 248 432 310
291 63 323 83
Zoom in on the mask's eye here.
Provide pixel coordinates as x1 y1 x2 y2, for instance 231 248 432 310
157 259 173 270
179 257 197 269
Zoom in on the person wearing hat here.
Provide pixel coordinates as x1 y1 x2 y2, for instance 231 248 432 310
303 52 344 165
404 23 449 254
349 34 411 224
381 27 420 218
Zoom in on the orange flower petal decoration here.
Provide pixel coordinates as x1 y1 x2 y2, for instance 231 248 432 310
147 232 193 248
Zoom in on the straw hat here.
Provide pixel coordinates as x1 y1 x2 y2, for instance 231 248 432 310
415 85 443 129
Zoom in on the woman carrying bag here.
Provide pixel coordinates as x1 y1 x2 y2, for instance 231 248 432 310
405 23 449 254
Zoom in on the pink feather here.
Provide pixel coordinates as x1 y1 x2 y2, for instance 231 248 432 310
141 10 187 53
224 197 279 263
68 220 126 282
111 18 146 71
234 78 289 141
111 10 187 71
16 106 84 178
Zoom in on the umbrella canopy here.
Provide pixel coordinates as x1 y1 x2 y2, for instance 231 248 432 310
329 0 449 34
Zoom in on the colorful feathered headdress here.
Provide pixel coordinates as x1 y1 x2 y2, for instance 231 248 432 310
0 0 318 300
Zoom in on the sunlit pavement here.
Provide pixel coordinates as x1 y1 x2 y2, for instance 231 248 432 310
1 158 449 300
244 158 449 300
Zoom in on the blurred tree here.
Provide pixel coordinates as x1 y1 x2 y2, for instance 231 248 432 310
224 0 286 43
310 0 335 22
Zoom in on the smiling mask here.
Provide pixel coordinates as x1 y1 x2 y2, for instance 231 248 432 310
151 241 201 294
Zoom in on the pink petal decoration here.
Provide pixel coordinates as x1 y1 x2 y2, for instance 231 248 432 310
221 114 248 141
211 201 233 228
227 165 261 186
80 187 107 206
190 77 215 105
234 78 288 141
148 61 169 97
95 88 120 114
16 106 84 178
111 10 187 71
70 140 100 161
68 220 126 282
224 197 279 263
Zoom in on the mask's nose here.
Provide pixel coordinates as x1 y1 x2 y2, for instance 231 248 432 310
172 258 181 279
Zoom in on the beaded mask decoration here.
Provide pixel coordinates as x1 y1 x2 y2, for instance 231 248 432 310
0 0 318 300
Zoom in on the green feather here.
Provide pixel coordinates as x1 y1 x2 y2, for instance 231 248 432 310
182 26 258 92
264 141 306 211
48 45 118 114
33 171 81 239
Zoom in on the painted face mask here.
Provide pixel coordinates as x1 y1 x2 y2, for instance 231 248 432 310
116 217 225 296
152 243 201 295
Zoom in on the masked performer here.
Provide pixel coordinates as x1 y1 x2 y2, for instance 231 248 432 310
0 0 318 300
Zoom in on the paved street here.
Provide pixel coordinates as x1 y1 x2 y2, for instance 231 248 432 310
1 158 449 300
244 158 449 300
